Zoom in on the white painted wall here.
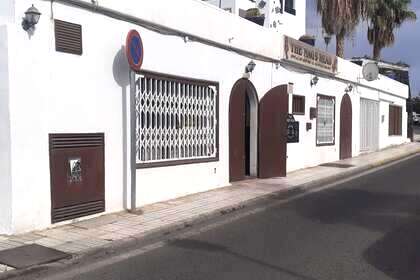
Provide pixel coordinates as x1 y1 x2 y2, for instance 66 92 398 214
96 0 283 60
198 0 306 39
2 0 409 234
0 25 13 234
262 0 306 39
0 0 14 24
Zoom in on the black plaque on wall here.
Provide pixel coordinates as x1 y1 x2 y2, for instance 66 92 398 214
287 114 299 143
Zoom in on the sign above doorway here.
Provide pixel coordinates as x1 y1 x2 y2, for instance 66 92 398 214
126 30 144 72
283 36 338 75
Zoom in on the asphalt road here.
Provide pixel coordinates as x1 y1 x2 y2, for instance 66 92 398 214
413 125 420 142
22 155 420 280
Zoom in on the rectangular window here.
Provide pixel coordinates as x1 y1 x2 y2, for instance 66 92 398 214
292 95 305 115
389 105 402 136
285 0 296 15
135 72 219 168
316 95 335 145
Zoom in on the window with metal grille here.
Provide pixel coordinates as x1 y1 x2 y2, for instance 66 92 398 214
285 0 296 15
135 72 218 167
316 95 335 145
54 20 83 55
389 105 402 136
292 95 305 115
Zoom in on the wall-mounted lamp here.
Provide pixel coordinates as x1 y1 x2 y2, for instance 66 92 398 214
245 60 256 74
258 0 267 9
345 84 354 93
310 76 319 87
22 4 41 31
243 60 256 79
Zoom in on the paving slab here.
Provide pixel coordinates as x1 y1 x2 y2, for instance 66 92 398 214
0 244 70 269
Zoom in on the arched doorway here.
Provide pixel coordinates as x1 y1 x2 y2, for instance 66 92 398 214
259 85 289 178
340 94 353 160
229 79 259 182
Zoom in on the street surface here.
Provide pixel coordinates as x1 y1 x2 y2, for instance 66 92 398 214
413 125 420 142
14 155 420 280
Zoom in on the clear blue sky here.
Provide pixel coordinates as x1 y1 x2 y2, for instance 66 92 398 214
306 1 420 96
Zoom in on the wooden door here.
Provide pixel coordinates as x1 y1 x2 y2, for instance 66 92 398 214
259 85 288 178
340 94 352 159
229 80 247 182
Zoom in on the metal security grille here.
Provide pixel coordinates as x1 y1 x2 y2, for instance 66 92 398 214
135 72 218 167
316 95 335 145
360 98 379 152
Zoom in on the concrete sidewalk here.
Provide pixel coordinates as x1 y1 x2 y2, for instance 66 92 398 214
1 142 420 274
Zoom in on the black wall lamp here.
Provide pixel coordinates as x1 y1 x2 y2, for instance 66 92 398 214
310 76 319 87
243 60 256 79
22 5 41 31
245 60 256 73
345 84 354 93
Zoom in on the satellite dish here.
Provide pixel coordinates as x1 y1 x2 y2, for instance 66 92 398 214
362 62 379 82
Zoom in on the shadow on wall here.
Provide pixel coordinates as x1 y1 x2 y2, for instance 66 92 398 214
292 187 420 280
112 46 130 210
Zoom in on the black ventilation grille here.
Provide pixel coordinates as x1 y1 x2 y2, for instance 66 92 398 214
52 200 105 223
54 19 83 55
50 133 104 150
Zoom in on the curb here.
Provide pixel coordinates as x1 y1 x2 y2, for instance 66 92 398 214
2 147 420 280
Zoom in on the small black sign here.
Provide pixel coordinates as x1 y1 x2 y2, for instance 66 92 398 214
287 114 299 143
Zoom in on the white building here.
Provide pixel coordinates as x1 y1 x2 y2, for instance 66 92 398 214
203 0 305 38
0 0 409 235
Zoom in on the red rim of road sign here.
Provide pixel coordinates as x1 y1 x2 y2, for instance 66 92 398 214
126 30 144 72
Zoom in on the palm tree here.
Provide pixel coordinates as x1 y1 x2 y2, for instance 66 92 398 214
365 0 416 60
316 0 366 58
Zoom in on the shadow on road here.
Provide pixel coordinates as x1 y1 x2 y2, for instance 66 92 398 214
168 239 320 280
293 188 420 280
364 220 420 280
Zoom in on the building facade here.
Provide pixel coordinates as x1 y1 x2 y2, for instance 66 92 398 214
0 0 409 234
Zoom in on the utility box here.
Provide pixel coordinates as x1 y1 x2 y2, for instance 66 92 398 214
49 133 105 223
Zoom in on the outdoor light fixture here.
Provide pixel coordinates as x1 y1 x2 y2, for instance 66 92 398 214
245 60 256 73
345 84 354 93
310 76 319 87
22 4 41 31
258 0 267 9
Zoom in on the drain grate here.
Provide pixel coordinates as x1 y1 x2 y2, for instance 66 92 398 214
0 244 70 269
320 163 355 168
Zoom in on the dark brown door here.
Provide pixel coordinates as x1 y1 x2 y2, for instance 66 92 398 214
340 94 352 160
229 80 248 182
259 85 288 178
50 133 105 223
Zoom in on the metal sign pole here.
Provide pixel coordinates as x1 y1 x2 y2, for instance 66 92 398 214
129 70 137 211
